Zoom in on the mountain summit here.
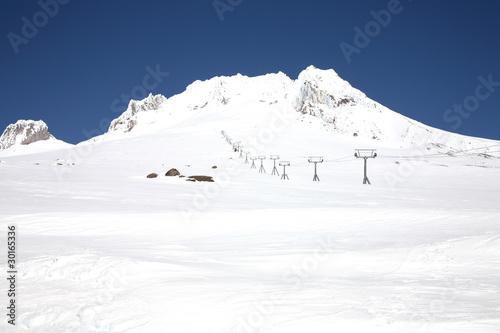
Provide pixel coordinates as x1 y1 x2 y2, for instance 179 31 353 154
104 66 489 151
0 120 53 150
2 67 496 154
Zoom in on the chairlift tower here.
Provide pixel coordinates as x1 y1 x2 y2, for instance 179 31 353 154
354 149 377 184
258 156 266 173
308 156 323 181
235 141 241 152
279 161 290 180
239 145 244 158
270 155 280 176
244 151 249 164
250 157 257 169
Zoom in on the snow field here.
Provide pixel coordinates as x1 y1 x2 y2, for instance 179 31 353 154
1 66 499 331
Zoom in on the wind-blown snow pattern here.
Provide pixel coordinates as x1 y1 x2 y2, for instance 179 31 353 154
1 66 499 332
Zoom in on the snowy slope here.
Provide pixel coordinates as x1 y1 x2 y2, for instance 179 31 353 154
103 71 292 141
98 66 495 154
1 67 500 332
293 66 479 149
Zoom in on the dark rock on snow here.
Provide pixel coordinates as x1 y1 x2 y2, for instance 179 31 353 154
187 175 214 182
165 168 180 176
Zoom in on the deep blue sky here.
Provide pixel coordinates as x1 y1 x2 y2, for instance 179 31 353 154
2 0 499 144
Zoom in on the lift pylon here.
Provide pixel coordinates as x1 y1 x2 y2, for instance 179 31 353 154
270 155 280 176
258 156 266 173
279 161 290 180
250 157 257 169
354 149 377 184
308 156 323 181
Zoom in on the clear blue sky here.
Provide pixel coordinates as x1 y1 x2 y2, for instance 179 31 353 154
2 0 499 144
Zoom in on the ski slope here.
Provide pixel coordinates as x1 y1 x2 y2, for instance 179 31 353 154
1 67 500 332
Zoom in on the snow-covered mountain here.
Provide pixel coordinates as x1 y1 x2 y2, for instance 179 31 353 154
292 66 447 146
104 66 493 153
106 71 293 138
1 67 500 332
0 119 72 156
109 94 167 133
2 66 499 160
0 119 53 149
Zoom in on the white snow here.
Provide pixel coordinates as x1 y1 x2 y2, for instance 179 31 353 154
1 67 499 332
0 119 72 155
0 137 72 157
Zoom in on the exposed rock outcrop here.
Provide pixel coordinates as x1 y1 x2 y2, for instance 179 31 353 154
109 94 167 133
165 168 180 176
0 120 53 150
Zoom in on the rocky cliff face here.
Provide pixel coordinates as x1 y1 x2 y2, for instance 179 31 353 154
291 66 432 145
293 66 361 112
292 66 363 128
0 120 53 150
108 94 167 133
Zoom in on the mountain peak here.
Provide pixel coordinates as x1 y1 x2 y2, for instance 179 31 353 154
100 66 490 151
108 93 167 133
301 65 340 77
293 66 367 127
0 119 53 150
